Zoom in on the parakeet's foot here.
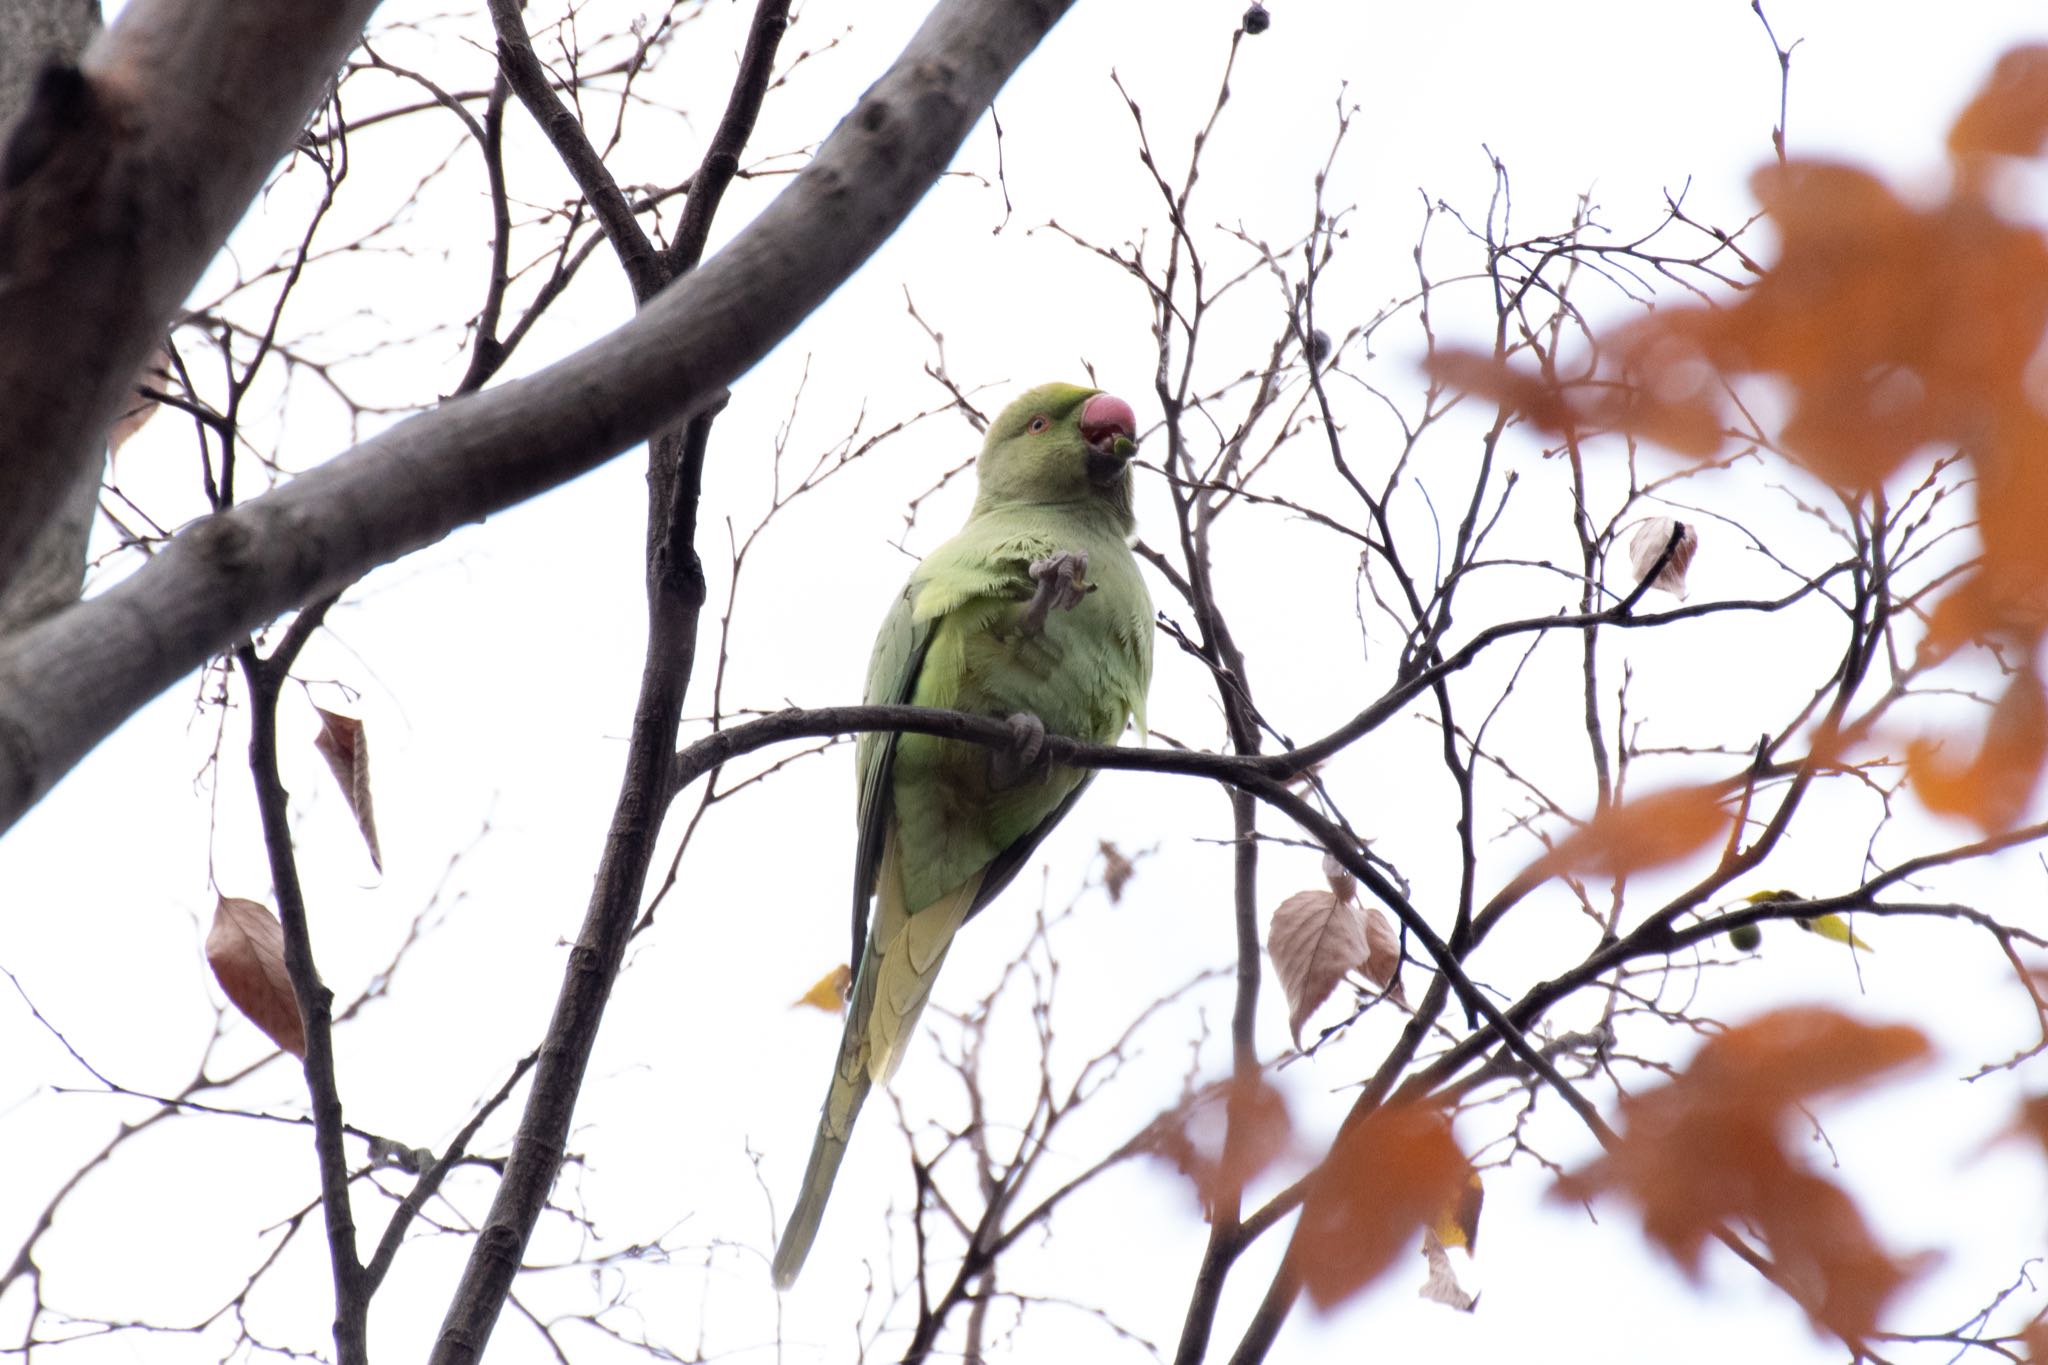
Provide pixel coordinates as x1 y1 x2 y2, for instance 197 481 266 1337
1020 549 1093 636
992 711 1050 788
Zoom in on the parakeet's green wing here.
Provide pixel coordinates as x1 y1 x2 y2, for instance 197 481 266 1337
848 580 932 972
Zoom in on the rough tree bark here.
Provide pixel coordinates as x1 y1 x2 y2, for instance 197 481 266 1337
0 0 386 599
0 0 100 635
0 0 1077 836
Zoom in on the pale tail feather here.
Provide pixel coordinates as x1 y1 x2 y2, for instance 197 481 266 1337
772 1055 869 1289
775 831 982 1286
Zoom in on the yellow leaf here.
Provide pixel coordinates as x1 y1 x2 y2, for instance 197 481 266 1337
1429 1170 1485 1253
791 963 851 1013
1796 914 1874 953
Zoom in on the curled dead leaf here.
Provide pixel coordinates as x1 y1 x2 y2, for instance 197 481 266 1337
1320 851 1356 903
1627 517 1699 600
1419 1225 1478 1312
1098 839 1135 903
1361 899 1403 1006
205 896 305 1058
313 708 383 873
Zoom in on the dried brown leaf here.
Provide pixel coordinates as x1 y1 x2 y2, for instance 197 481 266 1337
1296 1103 1472 1310
1319 850 1355 902
205 896 305 1058
1099 839 1135 903
313 708 383 873
1628 517 1699 599
1269 887 1369 1048
1361 899 1403 1005
1419 1226 1478 1312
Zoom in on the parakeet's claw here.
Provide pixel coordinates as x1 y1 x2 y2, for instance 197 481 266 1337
1020 549 1093 636
993 711 1050 788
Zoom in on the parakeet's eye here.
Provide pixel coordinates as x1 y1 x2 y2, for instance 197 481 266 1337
1028 414 1050 433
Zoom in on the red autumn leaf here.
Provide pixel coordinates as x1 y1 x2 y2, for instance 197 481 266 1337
1559 1009 1929 1342
1948 45 2048 160
1536 786 1730 881
1139 1074 1292 1220
313 707 383 873
205 896 306 1059
1909 662 2048 832
1295 1102 1473 1310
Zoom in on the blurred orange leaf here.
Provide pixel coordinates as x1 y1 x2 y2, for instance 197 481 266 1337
1558 1009 1930 1341
313 708 383 873
1948 45 2048 159
1139 1074 1291 1221
2008 1094 2048 1155
1537 786 1730 881
1296 1102 1472 1310
1908 662 2048 832
1431 46 2048 667
205 896 305 1059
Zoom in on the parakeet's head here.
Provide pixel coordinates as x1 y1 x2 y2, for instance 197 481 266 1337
973 383 1140 525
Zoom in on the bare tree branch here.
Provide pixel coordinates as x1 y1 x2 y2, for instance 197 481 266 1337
0 0 1081 835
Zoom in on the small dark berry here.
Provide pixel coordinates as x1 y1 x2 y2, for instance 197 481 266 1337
1307 328 1332 365
1243 3 1270 35
1728 923 1762 952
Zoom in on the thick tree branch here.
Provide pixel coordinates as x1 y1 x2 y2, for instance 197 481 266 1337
0 0 385 591
0 0 1079 835
0 0 100 635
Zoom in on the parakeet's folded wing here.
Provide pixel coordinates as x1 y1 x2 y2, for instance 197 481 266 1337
849 579 931 972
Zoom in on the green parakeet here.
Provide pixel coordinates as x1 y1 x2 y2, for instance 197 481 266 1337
772 383 1153 1288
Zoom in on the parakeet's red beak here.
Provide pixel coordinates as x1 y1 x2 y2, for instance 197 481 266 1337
1080 392 1138 485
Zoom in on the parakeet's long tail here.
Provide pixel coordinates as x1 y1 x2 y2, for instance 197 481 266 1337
774 833 982 1288
772 1059 870 1289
